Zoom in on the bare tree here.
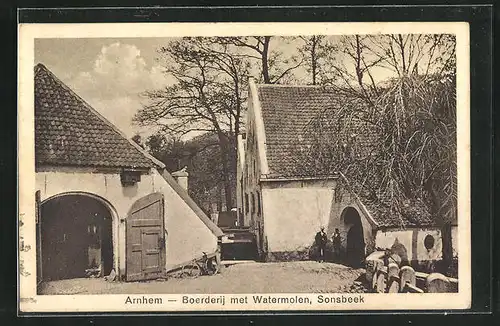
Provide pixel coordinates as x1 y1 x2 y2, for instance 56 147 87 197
292 34 457 272
298 35 337 85
134 37 249 209
216 36 304 84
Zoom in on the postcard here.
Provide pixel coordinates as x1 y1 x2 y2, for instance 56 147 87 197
18 21 471 313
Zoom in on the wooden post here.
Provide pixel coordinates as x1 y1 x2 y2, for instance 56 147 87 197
371 259 384 292
387 262 400 293
426 273 450 293
365 251 385 282
376 267 387 293
399 265 417 291
387 277 400 293
388 262 400 279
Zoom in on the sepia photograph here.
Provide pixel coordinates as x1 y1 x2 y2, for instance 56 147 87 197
18 22 471 312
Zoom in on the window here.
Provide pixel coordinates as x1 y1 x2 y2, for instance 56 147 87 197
257 191 261 216
251 193 255 215
244 193 249 214
424 234 435 250
240 180 244 206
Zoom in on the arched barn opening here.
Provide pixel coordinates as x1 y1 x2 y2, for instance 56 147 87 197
40 194 114 281
342 207 366 268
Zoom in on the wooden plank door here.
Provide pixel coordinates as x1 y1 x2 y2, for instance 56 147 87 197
126 192 166 282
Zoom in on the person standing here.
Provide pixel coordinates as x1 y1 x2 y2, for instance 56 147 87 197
332 228 342 261
315 227 328 263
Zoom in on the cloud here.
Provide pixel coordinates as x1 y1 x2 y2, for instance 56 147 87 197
67 42 168 136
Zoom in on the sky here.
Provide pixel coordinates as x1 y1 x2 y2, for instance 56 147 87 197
35 38 174 137
34 35 446 139
33 36 338 138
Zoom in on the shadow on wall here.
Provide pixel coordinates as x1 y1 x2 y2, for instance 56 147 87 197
121 183 139 198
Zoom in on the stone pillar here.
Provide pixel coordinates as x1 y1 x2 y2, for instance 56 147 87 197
172 168 189 191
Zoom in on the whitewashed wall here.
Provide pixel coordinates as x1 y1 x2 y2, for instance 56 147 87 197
36 166 218 276
375 228 444 262
261 180 335 252
261 179 377 255
451 225 459 258
151 169 218 269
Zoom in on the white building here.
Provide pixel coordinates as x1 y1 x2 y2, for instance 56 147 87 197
34 63 223 283
237 79 458 270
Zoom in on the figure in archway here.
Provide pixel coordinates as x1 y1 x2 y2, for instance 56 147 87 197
342 207 366 267
331 228 342 261
346 223 365 267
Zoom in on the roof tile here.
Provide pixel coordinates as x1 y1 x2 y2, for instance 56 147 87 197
256 84 434 228
35 63 157 169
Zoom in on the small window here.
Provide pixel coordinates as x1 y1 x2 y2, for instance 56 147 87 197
257 191 261 215
251 193 255 215
240 181 244 205
244 194 249 214
424 234 435 250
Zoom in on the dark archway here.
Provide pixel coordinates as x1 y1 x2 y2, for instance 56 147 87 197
342 207 366 267
40 194 114 281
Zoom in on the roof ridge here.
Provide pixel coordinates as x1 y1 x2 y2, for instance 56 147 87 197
35 63 46 75
255 83 337 89
35 63 165 169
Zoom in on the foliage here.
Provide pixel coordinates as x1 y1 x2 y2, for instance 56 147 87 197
144 131 236 213
135 36 306 210
135 34 458 244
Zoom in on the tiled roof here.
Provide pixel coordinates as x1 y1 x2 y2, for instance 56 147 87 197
335 173 435 228
35 63 159 169
256 84 435 228
257 84 374 178
360 193 434 228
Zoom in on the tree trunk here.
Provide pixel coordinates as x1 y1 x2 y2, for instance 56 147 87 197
218 133 233 211
441 222 453 274
261 37 271 84
311 36 317 85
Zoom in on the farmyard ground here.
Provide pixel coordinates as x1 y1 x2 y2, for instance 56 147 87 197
38 261 366 295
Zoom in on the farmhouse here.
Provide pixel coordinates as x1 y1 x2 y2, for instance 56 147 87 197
237 79 458 269
34 63 223 283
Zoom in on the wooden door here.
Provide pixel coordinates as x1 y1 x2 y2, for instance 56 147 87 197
126 192 166 282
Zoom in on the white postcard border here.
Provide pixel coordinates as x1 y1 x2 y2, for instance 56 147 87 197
18 21 471 312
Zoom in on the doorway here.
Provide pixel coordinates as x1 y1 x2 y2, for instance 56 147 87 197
40 194 114 281
342 207 366 267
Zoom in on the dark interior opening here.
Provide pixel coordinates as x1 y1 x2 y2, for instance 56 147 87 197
343 207 366 267
40 195 113 281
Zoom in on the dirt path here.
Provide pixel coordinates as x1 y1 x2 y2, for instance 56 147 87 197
39 261 365 295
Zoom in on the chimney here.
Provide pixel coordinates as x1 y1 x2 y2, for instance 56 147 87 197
172 166 188 191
